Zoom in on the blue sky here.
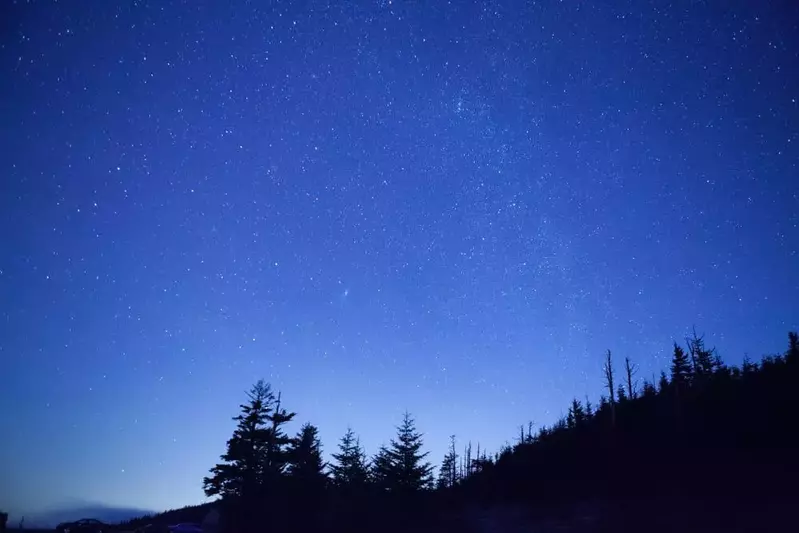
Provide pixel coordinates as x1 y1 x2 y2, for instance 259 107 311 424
1 0 797 519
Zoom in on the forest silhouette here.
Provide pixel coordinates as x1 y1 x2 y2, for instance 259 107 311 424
116 330 799 532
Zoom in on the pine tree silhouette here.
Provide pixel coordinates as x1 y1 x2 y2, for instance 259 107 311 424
687 328 715 383
437 435 459 489
567 398 585 428
585 397 594 417
378 412 433 492
287 423 326 486
670 343 692 390
787 331 799 363
370 445 393 491
195 330 799 533
203 380 274 499
263 391 296 479
330 427 369 488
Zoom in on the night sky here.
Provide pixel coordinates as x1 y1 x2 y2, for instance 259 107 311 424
2 0 797 520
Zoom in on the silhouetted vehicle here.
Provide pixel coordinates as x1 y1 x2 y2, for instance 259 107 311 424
55 519 110 533
167 524 202 533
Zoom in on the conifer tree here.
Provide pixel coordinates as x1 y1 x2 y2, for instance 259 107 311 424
379 412 433 492
370 445 393 491
284 423 325 530
687 328 715 382
262 391 296 480
330 427 369 488
787 331 799 363
567 398 586 428
670 343 692 389
287 423 326 487
598 395 609 419
203 380 274 499
437 435 459 489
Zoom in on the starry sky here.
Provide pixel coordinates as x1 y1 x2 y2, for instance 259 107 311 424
2 0 798 520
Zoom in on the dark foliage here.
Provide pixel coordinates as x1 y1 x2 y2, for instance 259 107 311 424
159 329 799 533
287 423 326 485
451 331 799 532
436 435 459 489
329 427 369 489
202 381 296 533
384 412 434 493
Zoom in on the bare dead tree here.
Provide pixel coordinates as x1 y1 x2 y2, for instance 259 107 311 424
464 441 472 478
603 349 616 427
625 356 639 399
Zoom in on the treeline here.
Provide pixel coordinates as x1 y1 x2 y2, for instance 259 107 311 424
202 383 440 533
452 330 799 531
204 331 799 533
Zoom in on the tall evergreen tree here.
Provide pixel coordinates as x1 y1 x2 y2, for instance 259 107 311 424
287 423 326 487
262 391 296 479
380 412 433 492
370 445 393 491
203 380 274 499
787 331 799 363
567 398 586 428
670 343 692 389
330 427 369 488
687 328 715 382
437 435 459 489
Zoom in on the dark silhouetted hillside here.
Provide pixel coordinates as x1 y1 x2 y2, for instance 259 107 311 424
127 330 799 532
